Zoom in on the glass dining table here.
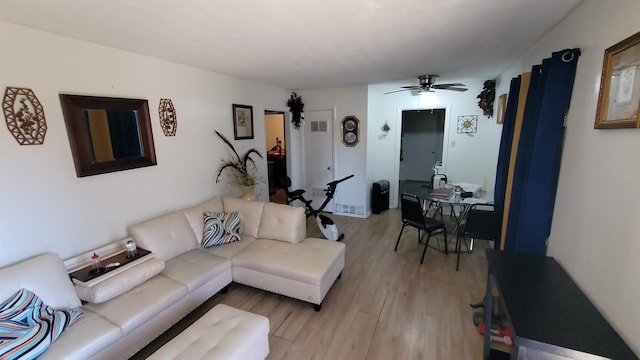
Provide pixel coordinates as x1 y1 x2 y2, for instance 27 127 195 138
423 188 493 241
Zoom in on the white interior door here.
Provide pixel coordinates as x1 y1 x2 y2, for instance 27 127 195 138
303 109 335 211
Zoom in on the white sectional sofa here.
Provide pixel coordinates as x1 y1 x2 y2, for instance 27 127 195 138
0 197 345 360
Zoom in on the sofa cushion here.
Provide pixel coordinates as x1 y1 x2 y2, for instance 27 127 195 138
0 253 81 310
0 288 83 359
182 197 225 244
41 309 121 360
232 238 345 285
257 202 306 243
74 259 165 304
84 275 187 334
201 236 257 260
202 211 241 247
129 212 199 261
162 250 231 291
222 197 264 238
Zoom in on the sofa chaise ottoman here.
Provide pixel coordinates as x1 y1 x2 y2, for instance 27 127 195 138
147 304 269 360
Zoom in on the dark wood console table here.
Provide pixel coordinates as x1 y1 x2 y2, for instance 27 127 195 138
69 248 152 287
484 250 637 359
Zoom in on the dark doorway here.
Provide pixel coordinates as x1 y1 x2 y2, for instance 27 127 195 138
398 108 446 198
264 110 287 203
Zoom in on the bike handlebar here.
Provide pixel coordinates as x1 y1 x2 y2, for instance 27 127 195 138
327 174 354 188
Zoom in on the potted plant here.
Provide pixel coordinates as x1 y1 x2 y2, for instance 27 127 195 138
215 130 263 200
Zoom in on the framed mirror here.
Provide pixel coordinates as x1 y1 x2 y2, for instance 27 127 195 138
60 94 157 177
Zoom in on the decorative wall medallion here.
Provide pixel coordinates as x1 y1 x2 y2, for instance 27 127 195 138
341 115 360 147
3 87 47 145
457 115 478 133
158 98 177 136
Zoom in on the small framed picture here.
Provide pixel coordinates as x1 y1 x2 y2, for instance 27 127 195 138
232 104 254 139
595 31 640 129
497 94 507 124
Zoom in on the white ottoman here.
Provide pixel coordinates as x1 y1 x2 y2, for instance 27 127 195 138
147 304 269 360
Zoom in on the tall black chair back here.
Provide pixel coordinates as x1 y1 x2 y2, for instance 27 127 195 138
395 193 447 264
400 193 427 228
456 203 501 271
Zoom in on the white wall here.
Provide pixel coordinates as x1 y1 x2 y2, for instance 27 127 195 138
368 79 503 208
0 21 289 267
297 86 368 216
497 0 640 354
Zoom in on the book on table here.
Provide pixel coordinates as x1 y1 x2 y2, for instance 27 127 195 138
430 187 453 198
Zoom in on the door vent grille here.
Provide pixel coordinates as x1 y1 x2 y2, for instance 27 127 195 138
310 121 328 132
335 203 365 216
312 187 324 198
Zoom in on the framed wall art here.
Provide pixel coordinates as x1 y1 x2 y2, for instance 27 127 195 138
158 98 177 136
457 115 477 133
497 94 507 124
341 115 360 147
232 104 254 139
3 87 47 145
595 31 640 129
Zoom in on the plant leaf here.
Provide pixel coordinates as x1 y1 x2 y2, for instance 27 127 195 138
215 130 241 162
243 148 263 168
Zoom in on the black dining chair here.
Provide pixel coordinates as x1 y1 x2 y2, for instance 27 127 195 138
455 203 501 271
394 193 448 264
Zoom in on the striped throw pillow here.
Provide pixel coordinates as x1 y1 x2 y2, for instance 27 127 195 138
0 288 83 359
202 211 241 247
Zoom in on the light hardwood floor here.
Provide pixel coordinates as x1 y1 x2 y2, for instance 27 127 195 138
132 208 491 360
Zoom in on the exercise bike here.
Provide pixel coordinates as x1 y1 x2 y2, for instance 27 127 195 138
278 174 354 241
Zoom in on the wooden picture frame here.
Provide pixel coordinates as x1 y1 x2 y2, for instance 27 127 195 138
60 94 157 177
595 31 640 129
232 104 254 139
497 93 507 124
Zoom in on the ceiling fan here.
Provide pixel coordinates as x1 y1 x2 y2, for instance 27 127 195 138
385 75 468 94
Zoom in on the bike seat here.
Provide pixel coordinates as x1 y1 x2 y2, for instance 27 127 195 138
289 189 305 197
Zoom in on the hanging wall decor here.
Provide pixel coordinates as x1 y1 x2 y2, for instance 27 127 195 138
341 115 360 146
477 80 496 117
457 115 478 133
3 87 47 145
158 98 177 136
287 92 304 129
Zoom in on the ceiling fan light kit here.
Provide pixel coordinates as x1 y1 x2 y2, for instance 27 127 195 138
385 74 468 95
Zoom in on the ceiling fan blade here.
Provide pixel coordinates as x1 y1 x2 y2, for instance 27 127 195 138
400 85 422 90
438 87 468 92
384 88 413 94
434 83 466 87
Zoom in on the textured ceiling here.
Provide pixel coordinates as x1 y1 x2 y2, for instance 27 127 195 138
0 0 583 90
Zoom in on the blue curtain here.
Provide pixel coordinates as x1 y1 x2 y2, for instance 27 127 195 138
496 48 580 255
493 76 521 210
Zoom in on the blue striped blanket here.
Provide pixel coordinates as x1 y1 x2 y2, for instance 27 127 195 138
0 288 83 359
